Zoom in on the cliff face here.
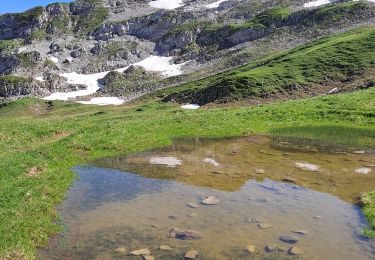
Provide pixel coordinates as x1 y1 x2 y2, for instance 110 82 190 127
0 0 375 101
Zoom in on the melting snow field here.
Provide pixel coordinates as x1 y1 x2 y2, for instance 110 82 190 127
78 97 125 106
148 0 184 10
205 0 228 8
40 56 186 105
180 104 200 109
303 0 331 8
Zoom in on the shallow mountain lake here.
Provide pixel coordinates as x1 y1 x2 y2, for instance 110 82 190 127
39 136 375 259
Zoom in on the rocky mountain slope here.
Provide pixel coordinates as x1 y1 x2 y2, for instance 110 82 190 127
0 0 375 104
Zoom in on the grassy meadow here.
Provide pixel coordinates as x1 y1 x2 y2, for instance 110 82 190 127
0 87 374 258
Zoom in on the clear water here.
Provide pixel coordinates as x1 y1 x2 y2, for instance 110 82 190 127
39 136 375 259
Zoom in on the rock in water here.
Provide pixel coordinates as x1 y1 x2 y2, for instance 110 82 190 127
159 245 172 250
184 250 199 259
292 230 308 235
295 162 319 172
246 244 256 253
289 246 304 255
280 235 299 244
175 230 202 240
266 244 277 252
282 178 297 184
169 227 180 238
130 248 151 256
258 223 273 229
255 168 265 174
142 256 155 260
115 247 126 254
201 196 220 205
186 202 199 208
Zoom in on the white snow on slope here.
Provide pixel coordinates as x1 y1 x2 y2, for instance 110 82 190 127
205 0 228 8
149 0 184 10
41 56 186 105
78 97 125 106
181 104 200 109
303 0 331 8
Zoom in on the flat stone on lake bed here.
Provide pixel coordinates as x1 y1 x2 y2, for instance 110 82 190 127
175 230 202 240
159 245 172 250
184 250 199 259
265 244 277 252
130 248 150 256
280 235 299 244
186 202 199 208
246 244 256 253
258 223 274 229
289 246 304 255
292 230 308 235
115 247 127 254
255 168 265 174
142 256 154 260
201 196 220 205
295 162 319 172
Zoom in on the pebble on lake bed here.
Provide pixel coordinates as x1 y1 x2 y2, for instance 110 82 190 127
201 196 220 205
115 247 127 254
246 244 256 253
255 168 266 174
159 245 172 250
280 235 299 244
258 223 274 229
295 162 319 172
184 250 199 259
289 246 304 255
265 244 277 252
186 202 199 208
175 230 202 240
282 178 297 184
142 255 154 260
355 168 372 174
129 248 151 256
292 230 308 235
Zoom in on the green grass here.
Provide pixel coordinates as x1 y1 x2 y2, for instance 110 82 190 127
159 26 375 103
362 191 375 238
0 87 374 258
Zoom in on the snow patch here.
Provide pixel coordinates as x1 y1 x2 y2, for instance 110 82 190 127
205 0 228 8
303 0 331 8
181 104 200 109
149 0 184 10
150 157 182 167
78 97 125 106
41 55 186 104
134 56 185 77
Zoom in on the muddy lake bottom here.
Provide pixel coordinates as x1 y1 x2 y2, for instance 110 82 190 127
39 136 375 259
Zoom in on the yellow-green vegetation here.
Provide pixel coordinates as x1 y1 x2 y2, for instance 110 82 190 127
0 87 374 257
160 26 375 103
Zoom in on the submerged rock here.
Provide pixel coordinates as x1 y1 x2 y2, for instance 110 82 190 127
355 168 372 174
201 196 220 205
142 255 154 260
175 230 202 240
184 250 199 259
292 230 308 235
282 178 297 184
295 162 319 172
159 245 172 250
289 246 304 255
258 223 274 229
115 247 127 254
255 168 265 174
280 235 299 244
186 202 199 208
130 248 151 256
246 244 256 253
265 244 277 252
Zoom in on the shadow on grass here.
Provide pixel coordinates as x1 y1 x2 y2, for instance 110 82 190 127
270 125 375 150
